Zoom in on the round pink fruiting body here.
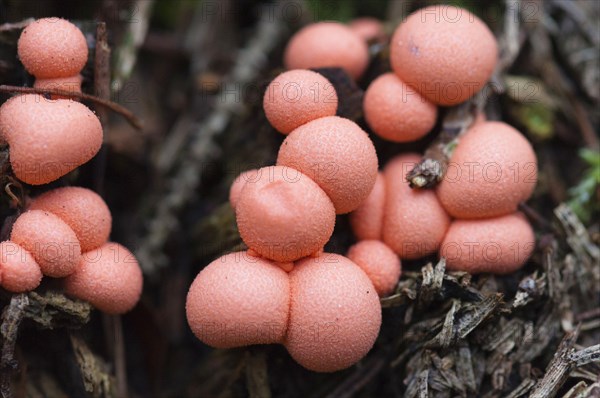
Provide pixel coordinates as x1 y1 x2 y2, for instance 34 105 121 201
277 116 378 214
382 154 451 259
0 94 103 185
390 5 498 106
347 240 401 297
436 121 538 219
235 166 336 263
348 17 386 42
284 253 381 372
440 213 535 274
263 69 338 135
29 186 112 252
0 241 43 293
64 242 143 314
10 210 81 278
363 73 437 142
284 22 370 80
349 172 385 240
229 169 260 210
18 18 88 79
186 251 291 348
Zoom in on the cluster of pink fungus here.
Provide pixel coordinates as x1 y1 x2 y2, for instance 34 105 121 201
0 187 142 314
186 4 539 373
0 18 102 185
0 18 143 315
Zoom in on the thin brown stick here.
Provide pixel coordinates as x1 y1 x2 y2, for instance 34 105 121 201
0 85 143 130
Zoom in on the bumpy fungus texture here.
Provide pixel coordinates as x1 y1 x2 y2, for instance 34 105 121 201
236 166 336 263
364 73 437 142
0 94 103 185
263 70 338 134
229 169 259 210
34 74 83 99
277 116 378 214
347 240 401 297
64 242 143 314
441 213 535 274
383 154 451 259
285 253 381 372
18 18 88 79
349 172 385 240
10 210 81 278
284 22 369 80
390 5 498 106
348 18 386 42
436 121 538 219
29 186 112 252
0 241 43 293
186 252 290 348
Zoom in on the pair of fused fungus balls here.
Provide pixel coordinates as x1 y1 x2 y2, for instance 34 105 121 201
0 18 102 185
0 187 143 315
350 121 538 275
284 5 498 143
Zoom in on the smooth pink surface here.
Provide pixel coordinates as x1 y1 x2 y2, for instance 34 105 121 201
436 121 538 219
236 166 336 262
364 73 437 142
441 213 535 274
10 210 81 277
0 241 43 292
64 242 143 314
18 18 88 78
186 251 291 348
34 74 83 99
383 154 451 259
284 22 369 80
263 70 338 134
347 240 401 297
349 18 386 42
0 94 103 185
277 116 378 214
390 6 497 105
29 186 112 252
285 253 381 372
349 172 385 240
229 169 259 210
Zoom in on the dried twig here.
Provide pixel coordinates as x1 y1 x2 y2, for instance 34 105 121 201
0 294 29 398
0 85 143 130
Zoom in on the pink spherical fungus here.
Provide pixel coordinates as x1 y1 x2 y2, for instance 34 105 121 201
349 172 385 240
10 210 81 278
235 166 336 263
29 186 112 252
348 17 386 42
436 121 538 219
363 73 437 142
18 18 88 79
0 94 103 185
284 22 370 80
277 116 378 214
263 70 338 135
284 253 381 372
186 251 291 348
440 213 535 274
390 5 498 106
0 241 43 293
382 154 451 259
64 242 143 314
347 240 401 297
